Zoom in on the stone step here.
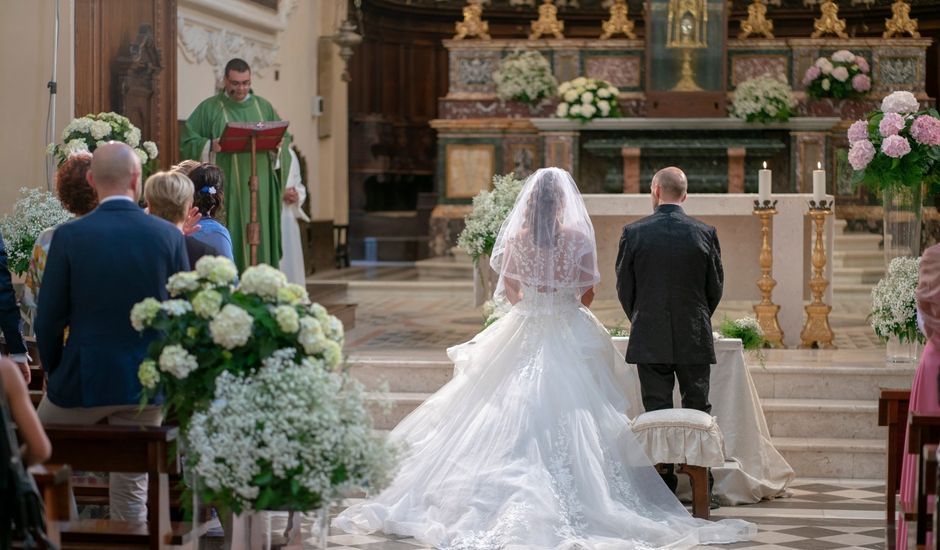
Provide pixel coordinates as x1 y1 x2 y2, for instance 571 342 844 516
414 256 474 281
761 398 883 440
831 250 885 269
749 363 913 401
349 358 453 393
832 283 875 299
368 391 430 430
773 437 884 479
832 266 887 285
833 233 882 251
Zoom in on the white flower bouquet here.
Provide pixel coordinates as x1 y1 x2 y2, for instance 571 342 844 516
0 187 73 276
802 49 871 100
49 112 158 167
870 256 923 344
457 173 525 261
493 50 558 106
555 77 621 123
730 75 796 123
186 348 395 513
132 256 345 431
845 91 940 192
718 316 766 350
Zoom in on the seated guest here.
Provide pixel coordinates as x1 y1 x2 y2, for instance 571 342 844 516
0 231 28 383
186 163 234 262
145 171 218 270
35 142 189 522
24 153 97 311
170 159 201 175
1 358 50 465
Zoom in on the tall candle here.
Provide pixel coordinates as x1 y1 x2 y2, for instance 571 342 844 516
758 161 771 204
813 161 826 204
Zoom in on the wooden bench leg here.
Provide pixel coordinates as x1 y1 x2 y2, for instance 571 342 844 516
677 464 710 520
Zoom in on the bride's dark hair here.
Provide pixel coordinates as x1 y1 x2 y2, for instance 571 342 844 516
524 171 564 248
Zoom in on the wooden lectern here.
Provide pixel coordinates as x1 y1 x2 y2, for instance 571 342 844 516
218 120 289 266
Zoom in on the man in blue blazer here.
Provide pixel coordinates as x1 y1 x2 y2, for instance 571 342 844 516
35 142 189 522
0 231 29 381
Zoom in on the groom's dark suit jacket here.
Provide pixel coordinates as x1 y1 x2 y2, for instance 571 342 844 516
36 199 189 408
615 204 723 365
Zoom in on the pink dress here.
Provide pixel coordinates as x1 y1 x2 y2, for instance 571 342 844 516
897 339 940 548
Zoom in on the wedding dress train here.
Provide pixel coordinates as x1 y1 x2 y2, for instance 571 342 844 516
334 288 756 549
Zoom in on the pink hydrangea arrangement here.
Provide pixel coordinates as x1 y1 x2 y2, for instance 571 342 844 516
803 50 871 100
845 90 940 192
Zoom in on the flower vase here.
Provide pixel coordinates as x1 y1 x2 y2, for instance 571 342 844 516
886 334 920 365
882 184 923 267
229 507 330 549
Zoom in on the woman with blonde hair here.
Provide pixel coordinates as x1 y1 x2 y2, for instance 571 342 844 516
144 171 218 269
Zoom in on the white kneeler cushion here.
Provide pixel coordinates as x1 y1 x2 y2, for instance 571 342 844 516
630 408 726 468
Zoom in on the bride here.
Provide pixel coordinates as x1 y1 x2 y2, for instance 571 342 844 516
334 168 756 548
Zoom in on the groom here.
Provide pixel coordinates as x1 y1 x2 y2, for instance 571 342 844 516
615 167 724 499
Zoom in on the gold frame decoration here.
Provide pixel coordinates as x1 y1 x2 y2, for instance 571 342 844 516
454 0 492 40
600 0 637 40
883 0 920 38
811 0 848 39
738 0 774 40
529 0 565 40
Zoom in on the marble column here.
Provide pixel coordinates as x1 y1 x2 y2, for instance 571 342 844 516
727 147 746 193
621 146 641 193
543 132 578 174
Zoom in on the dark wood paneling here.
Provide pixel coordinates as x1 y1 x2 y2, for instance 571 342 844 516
74 0 178 168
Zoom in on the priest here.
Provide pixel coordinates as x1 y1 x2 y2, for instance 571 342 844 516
180 58 292 271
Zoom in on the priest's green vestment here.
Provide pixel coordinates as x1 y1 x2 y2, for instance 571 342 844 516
180 92 292 271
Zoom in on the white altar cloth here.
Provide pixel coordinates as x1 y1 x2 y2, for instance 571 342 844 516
612 337 795 505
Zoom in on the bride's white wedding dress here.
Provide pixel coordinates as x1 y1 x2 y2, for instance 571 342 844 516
333 286 756 549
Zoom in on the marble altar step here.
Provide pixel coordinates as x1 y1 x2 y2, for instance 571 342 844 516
831 250 884 269
833 232 883 251
832 266 887 285
761 398 881 440
831 282 876 300
772 437 884 479
415 255 474 280
750 362 914 401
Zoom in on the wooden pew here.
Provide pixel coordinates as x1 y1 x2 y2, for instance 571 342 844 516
919 444 938 549
880 388 912 526
907 413 940 547
28 463 72 547
43 424 201 549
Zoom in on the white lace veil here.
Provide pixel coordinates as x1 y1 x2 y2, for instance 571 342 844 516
490 167 600 305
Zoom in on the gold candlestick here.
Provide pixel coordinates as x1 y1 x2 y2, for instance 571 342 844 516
752 202 785 348
800 202 836 349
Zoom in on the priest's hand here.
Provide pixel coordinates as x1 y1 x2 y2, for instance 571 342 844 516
283 188 299 205
183 207 203 236
211 139 222 153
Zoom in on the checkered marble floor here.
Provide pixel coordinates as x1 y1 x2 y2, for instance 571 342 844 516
321 479 886 550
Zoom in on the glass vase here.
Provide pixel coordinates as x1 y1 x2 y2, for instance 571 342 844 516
882 184 923 267
229 505 331 549
885 334 920 365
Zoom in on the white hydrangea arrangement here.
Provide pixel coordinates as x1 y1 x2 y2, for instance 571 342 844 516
186 349 395 512
802 49 872 100
870 256 924 345
730 75 796 124
48 112 158 167
492 50 558 105
555 77 621 123
0 187 73 276
457 173 525 261
131 255 345 432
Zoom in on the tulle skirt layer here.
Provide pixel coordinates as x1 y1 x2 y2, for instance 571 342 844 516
334 304 755 549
